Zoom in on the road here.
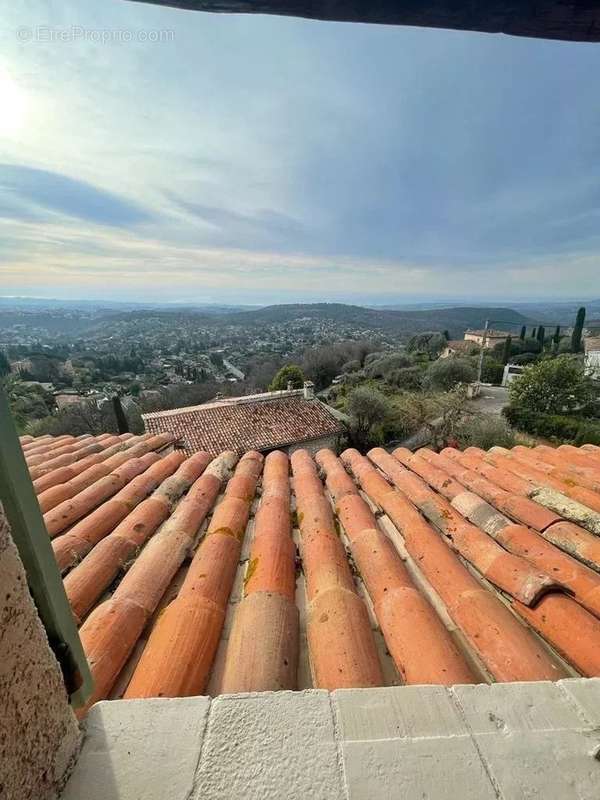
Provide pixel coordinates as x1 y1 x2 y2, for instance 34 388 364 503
470 385 509 416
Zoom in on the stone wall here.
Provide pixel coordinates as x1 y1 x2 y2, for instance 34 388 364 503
0 507 80 800
63 680 600 800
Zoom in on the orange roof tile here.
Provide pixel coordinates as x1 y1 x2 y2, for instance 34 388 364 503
220 451 299 693
315 448 475 686
292 449 383 690
19 432 600 710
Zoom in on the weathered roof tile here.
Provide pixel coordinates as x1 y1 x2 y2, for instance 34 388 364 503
142 395 342 455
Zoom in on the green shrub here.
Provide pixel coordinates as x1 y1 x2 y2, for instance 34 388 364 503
341 359 361 373
508 355 592 414
269 364 305 391
481 360 504 385
385 365 425 391
364 351 387 366
425 358 476 391
510 352 538 366
407 332 447 358
455 414 515 450
364 353 411 379
502 405 600 443
574 424 600 446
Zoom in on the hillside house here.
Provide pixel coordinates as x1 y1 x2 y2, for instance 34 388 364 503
464 329 511 349
439 340 480 358
584 337 600 379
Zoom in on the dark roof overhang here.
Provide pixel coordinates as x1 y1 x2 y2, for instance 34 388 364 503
129 1 600 42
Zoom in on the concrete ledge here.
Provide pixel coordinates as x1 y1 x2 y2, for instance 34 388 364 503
62 680 600 800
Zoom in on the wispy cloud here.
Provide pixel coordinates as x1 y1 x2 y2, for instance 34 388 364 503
1 1 600 301
0 163 153 226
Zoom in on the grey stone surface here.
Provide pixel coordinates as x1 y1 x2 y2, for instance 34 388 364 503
452 680 584 733
342 737 497 800
334 685 466 740
559 678 600 727
474 729 600 799
192 690 345 800
0 509 80 800
61 697 210 800
60 679 600 800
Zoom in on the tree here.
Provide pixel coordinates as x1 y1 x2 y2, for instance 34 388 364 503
532 327 537 340
341 359 361 374
553 325 561 345
501 335 512 365
407 332 447 358
571 306 586 353
345 386 391 450
519 326 526 341
302 346 342 390
425 358 476 391
364 353 411 379
0 350 10 378
269 364 305 391
508 355 592 414
522 337 542 354
536 325 545 347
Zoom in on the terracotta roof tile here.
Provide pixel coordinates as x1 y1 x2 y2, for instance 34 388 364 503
291 449 383 690
374 447 560 606
124 452 263 699
19 433 600 709
315 448 475 685
340 448 564 682
142 395 342 455
220 451 299 693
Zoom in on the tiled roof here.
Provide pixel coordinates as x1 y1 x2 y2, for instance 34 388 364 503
142 396 343 455
584 337 600 352
21 434 600 711
444 340 480 352
465 329 511 338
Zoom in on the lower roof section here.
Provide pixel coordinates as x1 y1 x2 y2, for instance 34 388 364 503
63 679 600 800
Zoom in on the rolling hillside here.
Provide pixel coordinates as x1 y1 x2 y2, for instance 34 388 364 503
224 303 535 336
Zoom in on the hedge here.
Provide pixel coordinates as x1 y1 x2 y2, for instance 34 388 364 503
503 405 600 444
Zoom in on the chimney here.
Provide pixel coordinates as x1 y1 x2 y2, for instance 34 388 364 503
287 381 293 391
303 381 315 400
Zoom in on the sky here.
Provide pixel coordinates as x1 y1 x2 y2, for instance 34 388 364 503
1 0 600 304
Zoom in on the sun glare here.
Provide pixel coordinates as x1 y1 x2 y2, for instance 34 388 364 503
0 67 26 137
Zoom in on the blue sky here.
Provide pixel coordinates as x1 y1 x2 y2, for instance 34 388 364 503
1 1 600 303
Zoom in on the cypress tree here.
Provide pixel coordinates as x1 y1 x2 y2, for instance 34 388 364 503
532 327 537 339
442 330 450 341
537 325 545 347
571 307 586 352
553 325 560 344
519 325 526 340
502 335 512 365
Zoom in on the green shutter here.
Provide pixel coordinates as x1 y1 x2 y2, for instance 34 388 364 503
0 385 92 706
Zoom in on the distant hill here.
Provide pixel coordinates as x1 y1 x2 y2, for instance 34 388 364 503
0 299 536 339
224 303 535 336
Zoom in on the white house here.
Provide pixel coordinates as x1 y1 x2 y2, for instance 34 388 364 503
584 337 600 379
